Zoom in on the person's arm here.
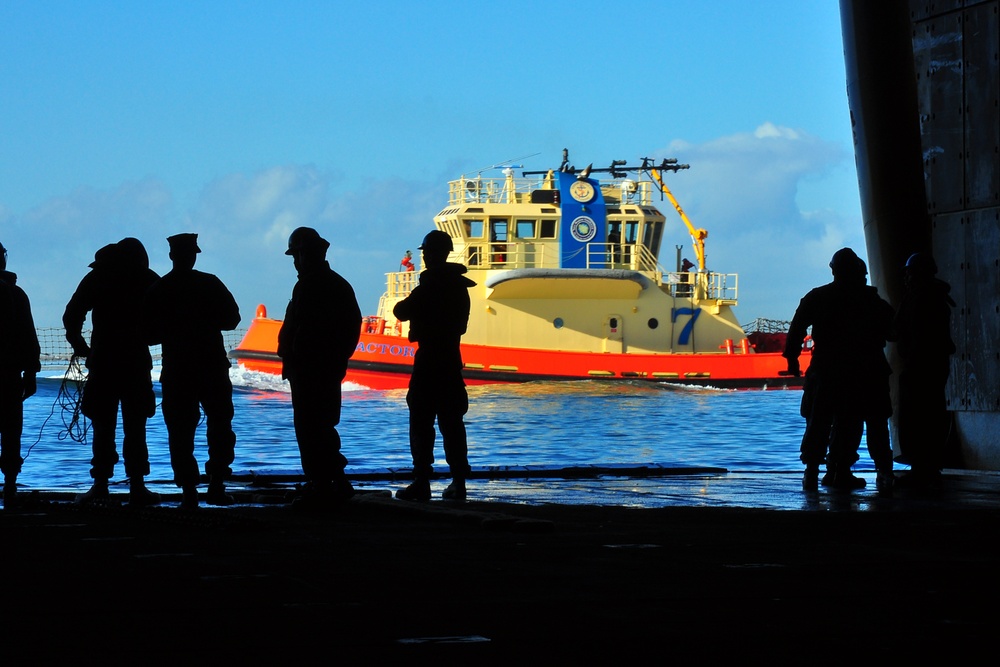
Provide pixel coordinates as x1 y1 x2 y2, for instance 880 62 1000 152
392 286 421 322
63 276 93 357
19 289 40 399
214 277 242 331
782 295 812 375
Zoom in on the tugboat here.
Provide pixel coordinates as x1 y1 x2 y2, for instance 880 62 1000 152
230 152 810 389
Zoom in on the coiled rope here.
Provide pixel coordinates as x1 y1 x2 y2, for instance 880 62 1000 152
23 355 89 462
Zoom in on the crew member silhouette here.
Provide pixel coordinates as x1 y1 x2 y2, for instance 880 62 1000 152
64 238 160 505
144 234 241 509
895 252 955 489
1 242 40 507
679 257 696 296
394 230 476 501
829 257 896 493
278 227 361 509
785 248 889 491
400 249 415 272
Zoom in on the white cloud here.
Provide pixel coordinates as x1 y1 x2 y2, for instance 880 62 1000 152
753 122 802 140
182 165 440 326
659 124 865 321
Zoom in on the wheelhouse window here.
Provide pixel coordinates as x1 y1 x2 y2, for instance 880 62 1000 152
490 218 508 265
515 219 536 239
465 219 485 238
465 219 485 266
642 221 663 258
624 220 639 244
490 219 508 242
540 219 557 238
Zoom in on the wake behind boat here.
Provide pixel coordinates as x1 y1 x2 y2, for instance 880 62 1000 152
230 153 810 389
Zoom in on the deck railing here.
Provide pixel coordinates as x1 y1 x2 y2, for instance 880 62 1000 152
454 240 664 273
384 269 419 300
384 240 738 304
446 176 658 206
381 264 737 306
34 328 248 367
583 242 662 272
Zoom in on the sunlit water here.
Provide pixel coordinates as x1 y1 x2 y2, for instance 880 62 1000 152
15 366 881 492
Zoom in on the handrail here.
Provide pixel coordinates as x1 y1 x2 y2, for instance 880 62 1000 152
584 243 660 272
447 176 659 206
384 271 419 299
34 327 248 365
383 243 737 303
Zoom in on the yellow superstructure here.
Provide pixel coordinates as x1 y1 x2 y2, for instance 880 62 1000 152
375 161 748 357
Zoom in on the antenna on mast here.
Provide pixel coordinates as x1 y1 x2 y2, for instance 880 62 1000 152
473 152 541 175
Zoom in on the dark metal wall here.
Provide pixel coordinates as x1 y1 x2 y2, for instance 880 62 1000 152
842 0 1000 467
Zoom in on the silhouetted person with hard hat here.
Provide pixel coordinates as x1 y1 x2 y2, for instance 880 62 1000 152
394 230 476 501
400 250 415 272
64 238 160 506
144 233 241 509
278 227 361 510
785 247 893 492
830 257 896 493
895 252 955 489
1 241 40 508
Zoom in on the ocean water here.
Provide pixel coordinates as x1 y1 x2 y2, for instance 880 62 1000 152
14 366 879 493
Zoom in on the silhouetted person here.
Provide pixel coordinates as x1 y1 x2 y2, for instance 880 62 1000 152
278 227 361 509
144 234 240 509
895 252 955 489
400 249 415 272
1 242 40 507
608 229 622 265
64 238 160 505
678 257 696 296
785 248 888 491
829 258 896 493
394 230 476 501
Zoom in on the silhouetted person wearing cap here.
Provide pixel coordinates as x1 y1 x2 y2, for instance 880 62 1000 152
895 252 955 489
394 230 476 502
785 247 892 491
1 242 40 507
144 234 241 509
278 227 361 509
64 238 160 506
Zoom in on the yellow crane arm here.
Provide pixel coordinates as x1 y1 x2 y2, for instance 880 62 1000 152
651 168 707 272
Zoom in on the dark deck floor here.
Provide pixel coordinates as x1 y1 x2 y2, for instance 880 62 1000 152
4 470 999 662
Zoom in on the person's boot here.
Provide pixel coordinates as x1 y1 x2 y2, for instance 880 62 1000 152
875 469 895 494
205 478 235 506
180 485 199 510
76 478 111 505
3 475 17 509
129 477 161 507
396 477 431 501
802 464 820 491
823 466 867 490
442 479 466 501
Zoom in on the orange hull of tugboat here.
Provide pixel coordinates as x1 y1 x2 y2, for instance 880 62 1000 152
231 306 810 391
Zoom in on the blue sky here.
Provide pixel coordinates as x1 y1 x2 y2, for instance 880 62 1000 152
1 1 863 328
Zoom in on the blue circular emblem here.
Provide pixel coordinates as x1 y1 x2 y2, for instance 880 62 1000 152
570 216 597 243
